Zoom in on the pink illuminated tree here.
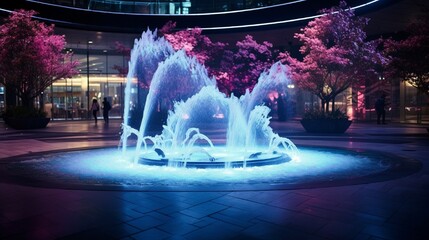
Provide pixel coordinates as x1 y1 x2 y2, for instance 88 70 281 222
384 12 429 96
280 1 386 112
161 21 226 65
114 21 278 96
226 35 275 96
0 10 78 109
160 22 276 96
160 21 231 90
112 41 131 78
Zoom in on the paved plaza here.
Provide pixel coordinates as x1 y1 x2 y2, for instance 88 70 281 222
0 119 428 239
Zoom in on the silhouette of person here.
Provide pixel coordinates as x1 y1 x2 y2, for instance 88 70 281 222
102 97 111 124
277 94 286 121
90 98 100 124
375 94 386 124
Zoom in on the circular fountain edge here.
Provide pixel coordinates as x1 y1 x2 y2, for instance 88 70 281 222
0 146 422 192
138 153 292 168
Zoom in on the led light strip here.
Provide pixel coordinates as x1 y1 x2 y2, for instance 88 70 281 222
200 0 380 30
2 0 380 31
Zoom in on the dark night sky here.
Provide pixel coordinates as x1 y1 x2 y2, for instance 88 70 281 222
10 0 426 49
207 0 429 47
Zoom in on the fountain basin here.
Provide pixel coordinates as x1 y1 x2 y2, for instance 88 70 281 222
0 146 421 191
138 149 291 168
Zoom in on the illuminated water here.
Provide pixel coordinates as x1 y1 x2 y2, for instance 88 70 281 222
120 29 298 166
2 147 393 191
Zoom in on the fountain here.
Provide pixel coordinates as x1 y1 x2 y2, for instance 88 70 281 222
0 29 420 191
119 29 298 169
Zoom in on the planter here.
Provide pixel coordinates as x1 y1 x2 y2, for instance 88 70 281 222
3 116 50 130
300 119 352 134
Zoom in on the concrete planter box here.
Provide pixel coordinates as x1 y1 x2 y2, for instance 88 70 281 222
300 119 352 134
4 117 50 130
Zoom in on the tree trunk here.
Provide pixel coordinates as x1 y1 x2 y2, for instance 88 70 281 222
5 87 17 107
417 90 422 124
39 93 44 112
21 96 34 109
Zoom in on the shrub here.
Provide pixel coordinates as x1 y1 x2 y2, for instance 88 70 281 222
302 109 348 120
3 106 47 118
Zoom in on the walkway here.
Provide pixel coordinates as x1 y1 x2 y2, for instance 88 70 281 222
0 119 428 239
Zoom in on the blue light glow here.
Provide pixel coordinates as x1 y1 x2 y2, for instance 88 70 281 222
2 0 380 30
16 147 389 188
200 0 380 30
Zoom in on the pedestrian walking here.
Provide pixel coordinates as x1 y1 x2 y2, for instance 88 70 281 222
375 94 386 124
90 98 100 124
102 97 112 124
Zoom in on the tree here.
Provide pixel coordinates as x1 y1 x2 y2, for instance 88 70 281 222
112 41 131 78
0 10 78 109
226 35 275 96
280 1 386 112
160 21 231 92
115 21 227 89
115 22 277 97
160 22 276 96
384 11 429 96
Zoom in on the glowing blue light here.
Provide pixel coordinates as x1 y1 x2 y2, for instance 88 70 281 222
2 0 380 30
200 0 380 30
19 148 389 187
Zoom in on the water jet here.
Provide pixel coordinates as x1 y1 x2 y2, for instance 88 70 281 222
120 29 298 169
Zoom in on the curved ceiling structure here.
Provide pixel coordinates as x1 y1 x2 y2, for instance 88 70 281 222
0 0 396 33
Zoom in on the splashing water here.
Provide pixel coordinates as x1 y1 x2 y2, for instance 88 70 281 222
120 29 298 168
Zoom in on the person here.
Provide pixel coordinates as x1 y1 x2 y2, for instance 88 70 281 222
72 100 79 118
102 97 112 124
90 98 100 124
276 94 286 121
375 94 386 124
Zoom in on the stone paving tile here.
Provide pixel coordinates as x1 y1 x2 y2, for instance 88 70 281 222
300 201 387 226
212 194 272 212
283 212 328 234
163 212 201 225
127 215 166 231
0 215 55 239
120 237 135 240
192 217 217 228
228 190 289 204
255 205 298 227
316 220 365 239
212 206 259 227
120 207 147 220
183 220 242 240
131 228 171 240
268 192 311 209
180 201 229 219
60 228 117 240
156 202 194 215
101 223 142 239
239 220 323 240
174 192 227 205
157 221 199 236
361 222 426 240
